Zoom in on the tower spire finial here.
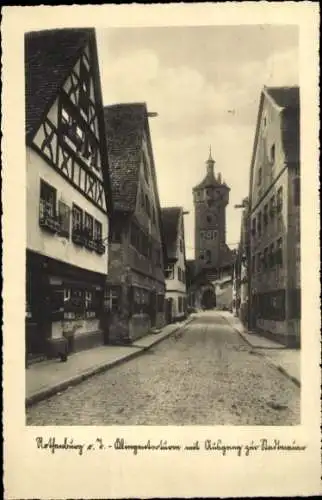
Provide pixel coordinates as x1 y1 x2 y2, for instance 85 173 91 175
206 145 215 175
208 145 213 162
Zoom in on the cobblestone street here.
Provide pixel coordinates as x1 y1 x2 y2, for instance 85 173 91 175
27 312 300 425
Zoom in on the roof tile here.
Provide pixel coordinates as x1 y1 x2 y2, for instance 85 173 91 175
104 103 147 212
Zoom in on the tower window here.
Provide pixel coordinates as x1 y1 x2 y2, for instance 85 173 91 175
206 215 212 223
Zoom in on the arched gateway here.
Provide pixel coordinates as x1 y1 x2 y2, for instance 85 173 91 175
201 286 216 309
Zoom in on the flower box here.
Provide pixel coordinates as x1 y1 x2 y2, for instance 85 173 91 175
96 241 105 255
72 231 85 246
85 238 97 251
39 216 61 233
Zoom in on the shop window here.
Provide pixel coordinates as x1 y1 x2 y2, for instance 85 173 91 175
84 290 93 310
132 286 150 315
165 264 174 279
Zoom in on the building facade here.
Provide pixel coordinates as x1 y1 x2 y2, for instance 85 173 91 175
161 207 187 322
248 86 300 347
232 198 250 324
188 149 234 309
25 29 112 361
103 103 166 344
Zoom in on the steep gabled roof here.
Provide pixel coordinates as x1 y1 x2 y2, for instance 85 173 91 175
265 86 300 110
25 28 114 214
104 103 147 212
249 85 300 211
25 28 94 142
161 207 182 261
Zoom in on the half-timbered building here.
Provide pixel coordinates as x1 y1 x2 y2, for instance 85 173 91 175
103 103 166 344
25 29 112 361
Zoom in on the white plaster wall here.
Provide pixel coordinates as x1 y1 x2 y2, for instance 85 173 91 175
166 290 186 318
27 147 109 275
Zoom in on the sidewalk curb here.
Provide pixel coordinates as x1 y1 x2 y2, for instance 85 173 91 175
143 316 196 351
26 316 196 408
220 314 301 388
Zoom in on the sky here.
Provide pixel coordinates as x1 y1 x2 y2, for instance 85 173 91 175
96 25 299 260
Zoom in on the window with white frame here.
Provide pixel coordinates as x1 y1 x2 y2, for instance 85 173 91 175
84 212 94 239
165 264 174 279
72 204 83 232
40 180 57 219
94 220 102 242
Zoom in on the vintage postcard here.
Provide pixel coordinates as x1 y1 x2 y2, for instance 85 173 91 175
2 2 321 498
